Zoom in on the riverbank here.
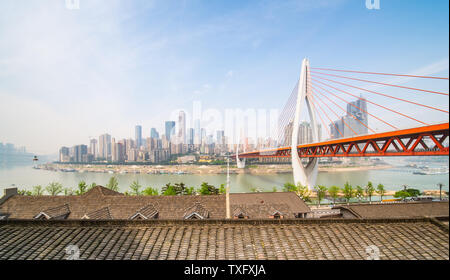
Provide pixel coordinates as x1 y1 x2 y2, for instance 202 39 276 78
36 163 393 175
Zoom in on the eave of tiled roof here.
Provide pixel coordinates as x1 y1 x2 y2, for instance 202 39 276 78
0 218 447 260
34 204 71 220
333 201 450 219
83 207 113 220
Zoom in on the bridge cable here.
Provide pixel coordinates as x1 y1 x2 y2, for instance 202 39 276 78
311 75 449 114
311 81 398 130
310 67 449 80
308 93 344 138
309 88 358 136
312 78 429 126
311 71 449 96
311 84 376 133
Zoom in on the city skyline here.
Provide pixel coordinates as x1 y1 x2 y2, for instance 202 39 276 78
57 93 371 163
0 1 448 154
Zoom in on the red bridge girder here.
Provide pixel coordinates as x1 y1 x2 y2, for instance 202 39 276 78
237 123 449 159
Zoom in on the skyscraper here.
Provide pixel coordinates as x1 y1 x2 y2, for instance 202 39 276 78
150 128 159 139
89 139 98 158
216 130 225 145
59 147 70 162
177 111 186 144
73 145 88 163
188 128 195 145
99 134 111 159
194 118 201 145
135 125 142 148
330 95 368 139
165 121 175 142
111 138 117 162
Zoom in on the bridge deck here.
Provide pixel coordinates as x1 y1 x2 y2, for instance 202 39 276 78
237 123 449 158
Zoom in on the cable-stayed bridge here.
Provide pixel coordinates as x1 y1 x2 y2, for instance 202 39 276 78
234 58 449 189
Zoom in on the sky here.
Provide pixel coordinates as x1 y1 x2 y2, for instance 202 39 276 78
0 0 448 154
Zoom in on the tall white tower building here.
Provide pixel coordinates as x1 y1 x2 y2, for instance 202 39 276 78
178 110 186 144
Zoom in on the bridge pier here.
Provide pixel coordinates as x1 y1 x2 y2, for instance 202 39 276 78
291 58 319 190
236 151 246 168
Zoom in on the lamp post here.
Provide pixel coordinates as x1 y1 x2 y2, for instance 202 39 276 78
33 156 38 169
226 157 230 219
437 183 443 201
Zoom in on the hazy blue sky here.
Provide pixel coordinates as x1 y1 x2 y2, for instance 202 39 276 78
0 0 448 154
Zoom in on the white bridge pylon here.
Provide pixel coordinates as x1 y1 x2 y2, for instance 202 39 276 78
235 58 319 190
236 129 246 168
291 58 319 190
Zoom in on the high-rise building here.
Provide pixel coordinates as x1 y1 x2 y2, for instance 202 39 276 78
177 111 186 144
89 139 98 158
216 130 225 145
188 128 195 145
59 147 70 162
99 134 111 160
112 138 125 163
73 145 88 163
111 138 117 162
150 128 159 139
283 121 320 145
330 95 368 139
135 125 142 148
194 118 201 145
165 121 175 142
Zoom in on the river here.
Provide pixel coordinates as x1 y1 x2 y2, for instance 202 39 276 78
0 155 448 195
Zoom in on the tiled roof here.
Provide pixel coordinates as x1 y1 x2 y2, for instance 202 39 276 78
183 203 209 219
0 186 309 220
129 204 158 220
83 207 112 220
230 192 310 215
232 207 248 218
0 218 447 260
34 204 71 220
232 204 291 218
0 186 225 220
334 201 449 219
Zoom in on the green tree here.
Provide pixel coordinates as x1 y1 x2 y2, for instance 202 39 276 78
394 190 410 201
405 188 421 197
46 182 63 196
64 188 74 196
142 187 159 196
18 189 32 196
106 177 119 192
315 185 327 207
365 181 375 204
282 182 298 192
272 187 278 192
219 184 226 194
185 186 196 195
162 183 177 196
129 180 143 195
197 182 219 195
355 185 365 203
377 184 386 202
342 182 354 205
88 182 97 191
296 183 311 202
175 182 190 195
328 186 340 205
76 181 88 195
32 185 44 196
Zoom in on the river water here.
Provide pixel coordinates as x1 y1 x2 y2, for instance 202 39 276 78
0 155 448 194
